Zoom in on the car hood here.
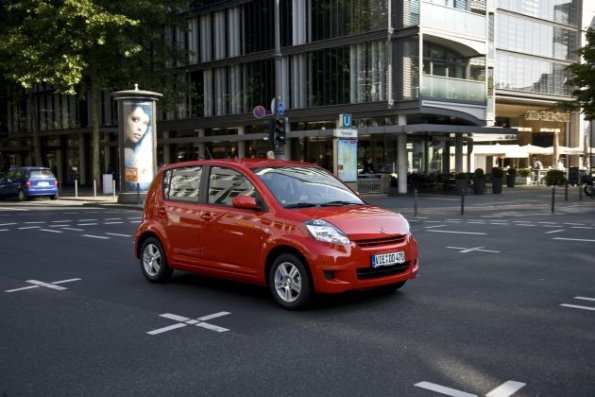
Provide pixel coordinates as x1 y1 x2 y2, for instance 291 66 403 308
297 205 410 239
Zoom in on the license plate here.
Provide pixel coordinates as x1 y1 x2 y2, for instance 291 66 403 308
37 181 50 187
371 251 405 268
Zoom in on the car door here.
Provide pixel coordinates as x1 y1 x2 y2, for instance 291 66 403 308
199 166 265 278
159 165 205 266
0 169 19 198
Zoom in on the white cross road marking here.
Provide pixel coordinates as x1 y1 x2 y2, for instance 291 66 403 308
485 381 527 397
147 311 231 335
571 226 594 230
415 380 526 397
428 230 487 236
0 223 17 226
425 225 446 229
77 223 98 226
5 278 81 293
62 227 84 231
561 296 595 312
104 221 124 224
39 229 63 233
553 237 595 243
24 221 45 224
447 246 501 254
18 226 41 230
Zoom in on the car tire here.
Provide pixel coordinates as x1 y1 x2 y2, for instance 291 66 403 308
584 184 593 197
50 195 58 200
269 253 312 310
17 190 27 201
140 237 173 283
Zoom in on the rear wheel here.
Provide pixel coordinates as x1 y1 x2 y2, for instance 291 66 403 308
140 237 173 282
584 184 594 196
269 253 312 310
17 190 27 201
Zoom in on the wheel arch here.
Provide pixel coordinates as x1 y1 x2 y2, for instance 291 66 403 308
264 245 311 287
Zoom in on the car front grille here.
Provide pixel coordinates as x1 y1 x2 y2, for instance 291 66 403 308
356 261 410 280
354 235 406 247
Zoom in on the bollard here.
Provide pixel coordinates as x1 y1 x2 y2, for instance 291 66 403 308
551 186 555 213
579 183 582 201
564 184 568 201
414 189 418 217
93 179 97 197
136 183 141 204
460 191 465 216
74 179 78 198
112 180 116 199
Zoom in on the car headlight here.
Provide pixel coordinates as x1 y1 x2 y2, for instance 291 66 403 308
397 213 411 234
305 219 350 244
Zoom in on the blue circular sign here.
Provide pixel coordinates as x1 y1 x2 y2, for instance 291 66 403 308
276 101 285 116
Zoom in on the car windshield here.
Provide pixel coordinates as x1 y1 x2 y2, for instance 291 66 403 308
253 166 364 208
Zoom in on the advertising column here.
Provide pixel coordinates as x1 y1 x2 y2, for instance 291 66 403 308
113 86 163 204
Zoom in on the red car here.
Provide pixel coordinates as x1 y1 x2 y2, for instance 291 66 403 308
134 159 419 309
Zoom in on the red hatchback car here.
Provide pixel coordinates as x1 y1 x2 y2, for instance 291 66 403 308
134 159 419 309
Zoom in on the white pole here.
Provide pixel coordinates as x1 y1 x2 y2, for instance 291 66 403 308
93 179 97 197
75 179 78 197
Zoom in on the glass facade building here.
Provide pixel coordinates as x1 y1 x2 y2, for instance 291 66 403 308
0 0 590 191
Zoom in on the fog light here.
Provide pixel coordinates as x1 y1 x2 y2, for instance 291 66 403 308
323 270 335 280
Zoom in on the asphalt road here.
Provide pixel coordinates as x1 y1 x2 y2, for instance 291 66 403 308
0 198 594 396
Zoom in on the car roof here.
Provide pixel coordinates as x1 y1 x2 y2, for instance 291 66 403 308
159 158 317 172
13 166 51 171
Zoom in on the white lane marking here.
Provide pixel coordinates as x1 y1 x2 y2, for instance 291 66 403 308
62 227 84 232
106 232 132 237
544 229 565 234
516 224 536 227
39 229 63 233
427 230 487 235
83 234 110 240
571 226 594 230
563 222 586 226
52 220 72 223
0 207 28 211
5 278 81 293
18 226 41 230
553 237 595 242
560 304 595 311
105 218 122 221
104 221 124 224
485 381 526 397
414 382 477 397
575 296 595 302
50 224 71 228
24 221 45 224
148 312 231 335
0 223 17 226
425 225 446 229
77 223 98 226
80 218 98 221
447 246 501 254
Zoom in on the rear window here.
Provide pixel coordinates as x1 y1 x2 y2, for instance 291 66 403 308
28 170 55 179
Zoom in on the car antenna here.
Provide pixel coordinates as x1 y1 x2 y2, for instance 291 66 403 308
205 146 213 160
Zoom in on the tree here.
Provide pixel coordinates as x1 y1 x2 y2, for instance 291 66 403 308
565 28 595 120
0 0 187 184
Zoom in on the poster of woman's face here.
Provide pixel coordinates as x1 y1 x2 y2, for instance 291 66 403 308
122 101 154 192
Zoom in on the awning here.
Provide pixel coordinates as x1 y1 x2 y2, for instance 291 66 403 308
472 144 528 158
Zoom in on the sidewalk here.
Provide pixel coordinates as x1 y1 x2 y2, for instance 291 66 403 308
57 184 595 217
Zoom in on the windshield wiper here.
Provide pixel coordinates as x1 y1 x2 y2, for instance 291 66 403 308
320 200 359 206
283 202 318 209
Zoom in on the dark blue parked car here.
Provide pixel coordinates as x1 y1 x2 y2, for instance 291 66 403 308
0 167 59 201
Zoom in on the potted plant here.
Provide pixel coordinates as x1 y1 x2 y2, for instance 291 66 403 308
516 168 532 185
506 168 516 187
492 167 504 194
545 169 567 186
455 172 468 194
473 168 485 195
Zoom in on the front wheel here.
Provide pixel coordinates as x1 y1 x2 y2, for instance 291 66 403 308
140 237 173 283
584 184 594 197
269 253 312 310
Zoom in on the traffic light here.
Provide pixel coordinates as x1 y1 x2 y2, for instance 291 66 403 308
274 118 286 143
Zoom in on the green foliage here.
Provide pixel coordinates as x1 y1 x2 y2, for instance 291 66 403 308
492 167 504 178
473 168 485 179
564 28 595 120
545 170 567 186
507 167 516 175
518 168 531 177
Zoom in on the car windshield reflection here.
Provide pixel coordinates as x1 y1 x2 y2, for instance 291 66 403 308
253 166 364 208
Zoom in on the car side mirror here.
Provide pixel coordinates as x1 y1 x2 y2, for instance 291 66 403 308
232 195 259 210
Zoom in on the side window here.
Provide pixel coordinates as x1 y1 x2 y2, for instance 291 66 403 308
165 166 202 202
208 167 256 206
